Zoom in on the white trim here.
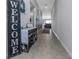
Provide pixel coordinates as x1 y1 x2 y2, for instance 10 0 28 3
53 30 60 40
53 31 72 58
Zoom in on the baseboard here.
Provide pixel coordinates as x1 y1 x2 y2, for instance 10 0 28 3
52 31 72 58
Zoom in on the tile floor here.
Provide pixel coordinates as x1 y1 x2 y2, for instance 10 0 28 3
10 30 71 59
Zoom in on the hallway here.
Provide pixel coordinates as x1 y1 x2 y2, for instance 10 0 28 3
11 30 71 59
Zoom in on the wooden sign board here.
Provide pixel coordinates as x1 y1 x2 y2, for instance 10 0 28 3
7 0 21 58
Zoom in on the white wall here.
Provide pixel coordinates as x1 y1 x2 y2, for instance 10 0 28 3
21 0 30 27
52 0 72 57
30 8 38 27
33 8 37 27
36 10 42 25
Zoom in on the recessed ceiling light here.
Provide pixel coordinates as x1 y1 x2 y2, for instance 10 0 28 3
45 6 47 8
45 4 47 8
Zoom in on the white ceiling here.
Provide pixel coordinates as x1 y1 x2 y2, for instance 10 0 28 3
30 0 55 19
31 0 55 12
36 0 55 12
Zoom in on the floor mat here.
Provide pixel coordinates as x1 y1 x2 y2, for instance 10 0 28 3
42 29 50 33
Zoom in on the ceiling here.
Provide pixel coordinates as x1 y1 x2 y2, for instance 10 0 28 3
36 0 55 12
30 0 55 19
31 0 55 12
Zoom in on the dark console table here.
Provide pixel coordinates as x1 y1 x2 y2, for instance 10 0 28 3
21 27 37 52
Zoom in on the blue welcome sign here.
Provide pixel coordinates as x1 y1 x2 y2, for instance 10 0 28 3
7 0 21 58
